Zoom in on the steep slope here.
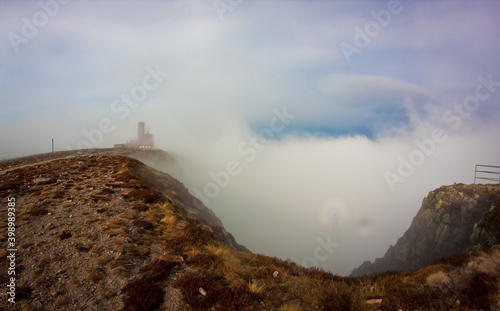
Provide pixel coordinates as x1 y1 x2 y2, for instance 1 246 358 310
351 183 500 277
1 151 499 310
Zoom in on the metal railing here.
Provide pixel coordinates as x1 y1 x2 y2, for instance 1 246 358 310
474 164 500 185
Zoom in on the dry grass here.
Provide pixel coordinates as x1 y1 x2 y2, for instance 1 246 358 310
139 259 178 282
91 194 111 202
164 222 214 253
121 277 164 311
24 203 49 216
33 276 46 287
118 227 131 238
277 303 301 311
461 271 499 309
131 203 149 212
99 187 115 195
96 257 111 266
86 269 102 282
120 212 137 220
186 252 224 273
106 219 124 229
132 219 155 230
120 244 150 258
53 190 66 199
160 214 176 226
124 189 160 203
144 205 166 223
205 243 242 268
248 279 265 294
54 296 68 307
3 154 498 310
114 168 137 183
173 273 251 310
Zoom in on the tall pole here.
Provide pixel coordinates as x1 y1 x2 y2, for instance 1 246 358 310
52 138 54 153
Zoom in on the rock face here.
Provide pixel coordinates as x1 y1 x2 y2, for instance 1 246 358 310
351 183 500 277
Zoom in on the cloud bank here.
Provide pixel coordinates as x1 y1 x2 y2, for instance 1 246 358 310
1 0 500 275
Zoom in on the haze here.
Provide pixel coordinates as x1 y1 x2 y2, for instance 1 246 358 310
1 0 500 276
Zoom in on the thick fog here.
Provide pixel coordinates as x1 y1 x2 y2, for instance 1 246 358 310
1 1 500 275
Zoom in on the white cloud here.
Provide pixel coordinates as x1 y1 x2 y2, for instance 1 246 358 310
1 0 500 276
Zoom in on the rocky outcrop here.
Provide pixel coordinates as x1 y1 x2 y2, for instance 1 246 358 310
1 150 499 310
351 183 500 276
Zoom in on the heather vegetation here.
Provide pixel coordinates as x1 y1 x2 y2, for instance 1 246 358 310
0 149 498 310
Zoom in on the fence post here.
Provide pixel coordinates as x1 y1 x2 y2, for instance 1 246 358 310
474 164 477 191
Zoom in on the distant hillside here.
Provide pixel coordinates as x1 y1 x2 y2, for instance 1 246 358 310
351 183 500 277
1 151 499 310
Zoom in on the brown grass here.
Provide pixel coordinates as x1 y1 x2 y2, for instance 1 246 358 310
187 252 224 273
33 276 46 287
55 296 68 307
24 203 49 216
99 187 115 195
53 190 66 199
164 222 214 253
121 277 165 311
278 303 301 311
15 286 32 301
106 219 124 229
96 257 112 266
86 269 102 282
120 212 136 220
91 194 110 202
248 279 265 294
139 259 178 282
132 219 155 230
160 214 176 226
124 189 160 203
114 168 137 183
461 272 499 309
120 244 150 258
173 273 252 310
131 203 149 212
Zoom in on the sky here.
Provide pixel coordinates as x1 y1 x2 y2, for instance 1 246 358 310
1 0 500 276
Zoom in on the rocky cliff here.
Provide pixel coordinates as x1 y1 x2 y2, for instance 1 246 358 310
1 151 499 310
351 183 500 277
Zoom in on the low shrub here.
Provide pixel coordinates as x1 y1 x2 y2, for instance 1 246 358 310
86 269 102 282
91 195 110 202
55 297 68 307
114 169 137 183
433 253 470 267
165 222 213 252
121 277 164 311
187 252 223 273
173 273 251 310
121 244 150 258
461 272 499 309
16 286 32 301
53 190 66 199
124 189 160 203
99 187 115 195
25 204 49 216
320 292 353 311
131 203 149 212
96 257 111 266
132 219 155 230
139 259 178 282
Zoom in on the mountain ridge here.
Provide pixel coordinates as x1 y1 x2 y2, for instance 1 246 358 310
1 149 499 310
